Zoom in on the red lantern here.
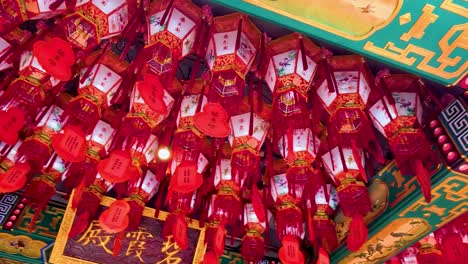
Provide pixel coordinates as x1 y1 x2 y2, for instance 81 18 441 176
0 0 27 35
263 33 321 133
15 105 65 172
62 120 116 190
126 169 160 230
64 0 135 50
241 203 266 263
368 73 437 202
69 173 115 238
321 144 370 252
205 13 261 112
270 172 306 263
311 184 339 254
315 55 383 162
229 111 269 187
145 0 202 78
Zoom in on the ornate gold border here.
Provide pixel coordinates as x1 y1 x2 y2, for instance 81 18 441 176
50 191 206 264
243 0 403 40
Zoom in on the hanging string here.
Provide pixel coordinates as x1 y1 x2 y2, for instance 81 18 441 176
235 16 243 51
160 0 174 26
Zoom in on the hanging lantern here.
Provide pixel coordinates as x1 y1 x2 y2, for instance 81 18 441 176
229 111 269 187
21 154 67 231
62 120 116 190
69 173 115 238
434 213 468 263
270 172 306 264
61 0 135 51
212 159 243 225
24 0 67 20
311 184 339 254
205 13 261 111
321 144 370 252
263 33 321 133
417 234 443 264
241 203 266 263
126 169 160 230
0 28 29 71
277 121 322 197
174 93 207 151
0 0 27 34
315 55 382 161
15 105 65 172
368 73 437 202
145 0 202 76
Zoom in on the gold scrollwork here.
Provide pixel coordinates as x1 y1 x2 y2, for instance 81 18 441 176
400 5 438 42
399 174 468 218
364 22 468 84
440 0 468 18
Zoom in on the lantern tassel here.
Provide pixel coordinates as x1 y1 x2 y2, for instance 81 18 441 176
160 0 174 26
347 214 368 252
351 140 367 183
71 181 85 209
307 206 315 245
414 159 432 203
112 231 125 256
251 184 266 222
317 248 331 264
235 17 243 51
299 36 308 71
68 211 90 238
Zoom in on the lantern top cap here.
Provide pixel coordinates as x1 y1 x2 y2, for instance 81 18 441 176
212 12 261 47
267 32 321 59
327 54 368 71
149 0 202 23
84 49 129 74
380 73 424 93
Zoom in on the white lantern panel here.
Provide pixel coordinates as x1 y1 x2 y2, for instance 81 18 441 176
314 184 339 210
86 64 122 103
92 0 125 15
214 159 232 187
296 50 317 82
2 140 23 162
48 155 66 176
205 39 215 70
270 173 304 202
321 146 364 181
35 0 66 16
197 153 209 173
148 10 166 35
90 120 115 152
167 8 196 39
368 96 397 136
37 105 64 132
359 73 371 104
236 33 256 66
76 0 90 7
182 28 196 57
243 203 266 227
95 173 115 192
278 128 320 159
334 71 359 94
214 31 237 56
142 134 159 163
273 50 296 77
177 94 208 124
19 51 45 72
230 113 269 145
393 92 417 117
316 80 336 107
0 38 12 71
108 5 128 36
265 59 277 93
132 169 160 200
416 93 423 123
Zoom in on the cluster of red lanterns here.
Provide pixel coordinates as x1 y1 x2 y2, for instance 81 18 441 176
0 0 442 263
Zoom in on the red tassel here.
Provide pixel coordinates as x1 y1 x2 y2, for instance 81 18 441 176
213 223 226 257
28 208 42 233
307 206 315 245
173 214 188 250
287 128 295 164
112 231 124 256
160 0 174 26
351 140 367 183
126 200 144 230
202 251 218 264
414 159 432 203
68 211 90 238
235 17 243 51
251 184 266 222
317 248 330 264
71 182 85 209
347 214 368 252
